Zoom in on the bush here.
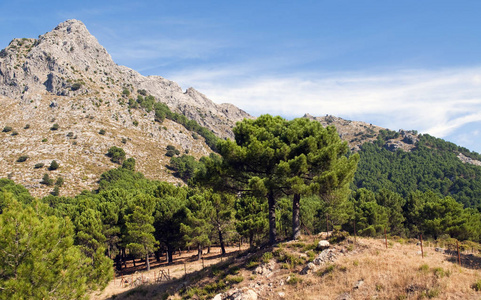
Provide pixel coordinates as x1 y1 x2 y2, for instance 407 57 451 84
71 83 82 91
472 280 481 291
99 129 106 135
55 177 64 187
17 156 28 163
49 160 59 170
122 89 130 97
24 124 30 129
34 163 44 169
2 126 12 132
66 132 74 138
11 131 18 136
41 173 54 186
50 124 59 131
51 186 60 196
107 146 126 164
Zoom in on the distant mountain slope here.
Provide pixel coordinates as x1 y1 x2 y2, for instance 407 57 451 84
0 20 251 197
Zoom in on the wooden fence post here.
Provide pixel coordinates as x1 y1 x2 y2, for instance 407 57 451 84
457 241 461 265
384 227 388 249
420 234 424 258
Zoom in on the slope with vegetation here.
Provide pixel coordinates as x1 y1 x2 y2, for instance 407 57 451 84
0 20 253 197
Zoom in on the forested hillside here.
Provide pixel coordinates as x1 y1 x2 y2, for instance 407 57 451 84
3 115 481 299
354 132 481 208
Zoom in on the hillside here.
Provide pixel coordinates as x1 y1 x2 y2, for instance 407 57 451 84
0 20 251 197
93 235 481 300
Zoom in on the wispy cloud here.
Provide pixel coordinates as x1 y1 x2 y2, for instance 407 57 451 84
169 65 481 141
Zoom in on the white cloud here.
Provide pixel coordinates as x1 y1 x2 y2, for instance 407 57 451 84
169 65 481 143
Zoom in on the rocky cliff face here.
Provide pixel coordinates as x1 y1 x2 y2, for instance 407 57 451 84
0 20 251 197
0 19 251 139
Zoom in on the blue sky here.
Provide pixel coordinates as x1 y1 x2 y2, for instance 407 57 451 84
1 1 481 152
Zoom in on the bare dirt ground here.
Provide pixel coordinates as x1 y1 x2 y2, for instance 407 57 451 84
91 245 248 300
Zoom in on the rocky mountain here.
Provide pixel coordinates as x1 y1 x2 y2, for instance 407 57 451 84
0 19 251 197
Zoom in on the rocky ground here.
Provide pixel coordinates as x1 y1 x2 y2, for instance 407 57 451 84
94 234 481 300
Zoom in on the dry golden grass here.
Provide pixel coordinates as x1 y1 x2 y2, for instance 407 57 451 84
93 236 481 300
285 237 481 300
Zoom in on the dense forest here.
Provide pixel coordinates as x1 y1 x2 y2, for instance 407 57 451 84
2 115 481 299
354 132 481 208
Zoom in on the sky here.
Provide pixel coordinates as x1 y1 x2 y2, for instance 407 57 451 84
1 1 481 152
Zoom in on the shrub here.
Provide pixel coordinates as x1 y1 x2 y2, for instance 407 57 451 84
262 252 273 263
471 280 481 291
42 138 47 142
122 89 130 96
2 126 12 132
133 120 139 126
225 275 244 284
24 124 30 129
66 132 74 138
286 274 302 285
107 146 126 164
34 163 44 169
99 129 106 135
11 131 18 136
55 177 64 187
41 173 54 186
71 83 82 91
50 124 59 131
51 186 60 196
121 137 127 144
17 156 28 162
138 89 147 96
49 160 59 170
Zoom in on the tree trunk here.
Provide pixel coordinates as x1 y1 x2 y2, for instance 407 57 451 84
197 244 202 261
292 193 301 240
122 248 127 269
146 252 150 271
218 227 226 255
167 245 173 264
249 232 254 248
268 190 277 245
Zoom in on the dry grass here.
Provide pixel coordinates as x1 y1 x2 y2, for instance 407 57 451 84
94 236 481 300
286 238 481 300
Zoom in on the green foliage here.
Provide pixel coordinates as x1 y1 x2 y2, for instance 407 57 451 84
99 129 106 135
122 157 136 171
41 173 54 186
107 146 126 164
0 197 100 299
24 124 30 129
2 126 12 132
169 155 203 182
49 160 59 170
71 82 82 91
34 163 44 169
122 88 130 96
55 176 64 187
17 155 28 162
50 123 59 130
11 131 18 136
235 196 268 247
355 134 481 208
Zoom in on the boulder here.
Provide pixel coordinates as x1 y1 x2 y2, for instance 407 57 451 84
300 262 317 275
317 240 330 250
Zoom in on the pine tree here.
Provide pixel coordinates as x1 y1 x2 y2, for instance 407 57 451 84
0 197 93 299
124 193 157 271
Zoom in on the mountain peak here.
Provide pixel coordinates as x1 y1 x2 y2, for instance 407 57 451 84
53 19 88 34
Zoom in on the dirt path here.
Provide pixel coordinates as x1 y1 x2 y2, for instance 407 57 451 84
91 245 248 300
